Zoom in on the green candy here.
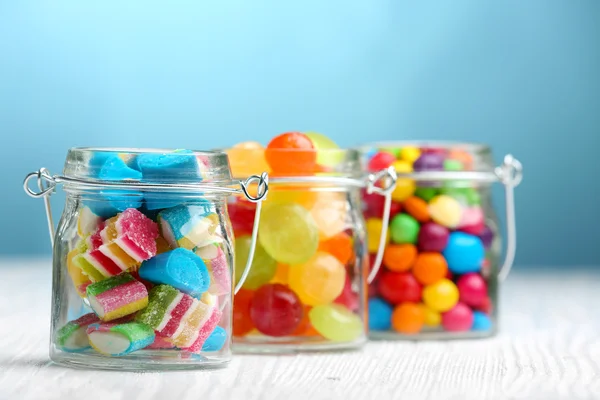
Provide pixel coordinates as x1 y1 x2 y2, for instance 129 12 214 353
414 187 438 202
444 159 464 171
235 235 277 290
464 187 481 206
378 146 402 158
389 213 420 244
136 285 179 329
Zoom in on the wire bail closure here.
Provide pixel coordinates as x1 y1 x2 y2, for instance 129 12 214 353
23 168 269 294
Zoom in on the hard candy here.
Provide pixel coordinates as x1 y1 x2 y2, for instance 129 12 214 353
422 278 459 312
417 222 449 252
389 214 420 244
368 298 393 331
456 273 487 307
441 302 474 332
378 271 422 304
429 195 462 229
443 232 485 274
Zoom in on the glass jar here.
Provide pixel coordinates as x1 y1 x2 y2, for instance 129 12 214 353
225 146 396 352
23 148 268 370
360 142 522 339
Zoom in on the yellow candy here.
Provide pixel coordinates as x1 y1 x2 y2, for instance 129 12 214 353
422 279 459 312
429 195 463 228
226 142 271 178
400 146 421 163
308 192 347 239
77 207 102 238
390 160 415 202
391 160 413 173
419 304 441 327
67 248 91 297
366 218 389 253
270 263 290 284
288 252 346 306
267 187 318 209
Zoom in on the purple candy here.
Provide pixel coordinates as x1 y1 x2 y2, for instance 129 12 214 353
413 153 445 172
479 225 494 249
417 222 450 252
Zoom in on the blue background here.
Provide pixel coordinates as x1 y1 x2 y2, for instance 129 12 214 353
1 1 599 266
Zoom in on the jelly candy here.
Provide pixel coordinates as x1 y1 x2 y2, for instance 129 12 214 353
249 284 303 337
235 235 277 290
309 304 362 342
136 285 196 338
417 222 449 252
101 208 159 263
202 326 227 352
57 313 100 352
456 273 487 307
233 289 255 336
288 252 346 306
422 278 459 312
170 293 218 348
259 203 319 264
87 321 155 357
389 214 420 244
391 303 424 334
265 132 316 175
86 273 149 321
182 306 222 353
67 248 91 297
368 298 393 331
383 244 417 272
471 311 492 331
412 253 448 285
77 207 102 238
429 195 462 229
158 204 218 250
197 244 231 295
366 218 389 253
378 271 422 304
443 232 484 274
441 302 473 332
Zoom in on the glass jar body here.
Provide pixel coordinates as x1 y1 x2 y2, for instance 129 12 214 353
229 184 368 352
363 142 501 339
50 191 235 370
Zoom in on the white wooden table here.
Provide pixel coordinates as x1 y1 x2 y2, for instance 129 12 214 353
1 260 599 400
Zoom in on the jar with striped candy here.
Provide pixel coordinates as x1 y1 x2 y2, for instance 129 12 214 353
24 148 268 370
360 142 522 339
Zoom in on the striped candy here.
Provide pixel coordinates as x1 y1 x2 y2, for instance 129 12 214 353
87 273 148 321
87 321 155 356
158 204 218 250
196 244 231 295
56 313 100 352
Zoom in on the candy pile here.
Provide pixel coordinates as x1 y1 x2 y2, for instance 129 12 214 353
227 132 364 344
364 145 496 336
58 151 230 357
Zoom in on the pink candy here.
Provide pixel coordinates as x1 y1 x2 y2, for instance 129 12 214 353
458 207 485 236
457 273 487 307
442 302 473 332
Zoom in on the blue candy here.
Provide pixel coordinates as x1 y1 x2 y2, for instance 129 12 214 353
158 203 215 249
201 326 227 352
139 248 210 298
368 298 393 331
443 232 485 274
471 311 492 331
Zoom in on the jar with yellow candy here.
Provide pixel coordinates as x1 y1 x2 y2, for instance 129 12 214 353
360 142 522 340
226 132 395 352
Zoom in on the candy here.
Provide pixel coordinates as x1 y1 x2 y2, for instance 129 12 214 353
417 222 449 252
305 131 343 168
227 199 256 235
391 303 425 334
389 214 420 244
233 289 255 336
226 142 271 178
471 311 492 331
309 304 363 342
235 235 277 290
383 244 417 272
458 207 485 235
363 191 402 219
422 278 459 312
135 149 198 179
368 298 393 331
403 196 430 223
441 302 473 332
265 132 316 175
147 333 175 349
201 326 227 352
413 153 444 172
429 195 462 228
419 304 441 327
136 285 191 336
288 252 346 306
258 202 319 264
158 204 217 250
250 284 303 336
378 271 421 305
182 305 222 353
139 248 210 298
197 244 231 295
479 225 495 249
309 192 347 239
318 232 353 265
333 274 359 312
86 273 149 321
390 160 415 202
101 208 159 263
56 313 100 352
87 321 155 356
367 151 396 171
456 273 487 307
443 232 485 274
366 218 389 253
170 293 218 348
399 146 421 163
412 253 448 285
414 187 438 202
443 159 463 171
270 263 289 284
77 207 102 237
67 248 91 297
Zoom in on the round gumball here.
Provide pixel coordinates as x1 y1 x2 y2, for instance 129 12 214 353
363 190 402 219
366 218 389 253
265 132 316 175
413 152 444 171
259 202 319 264
228 199 256 236
443 232 485 274
233 289 255 336
378 271 422 305
464 188 481 206
250 284 303 336
441 302 474 332
458 207 485 236
471 311 492 331
378 146 401 157
403 196 430 223
399 146 421 163
334 274 359 312
383 244 417 272
456 273 487 307
419 303 441 327
288 252 346 306
443 159 463 171
389 214 420 244
368 151 396 171
391 303 425 334
235 235 277 290
368 298 393 331
309 304 363 342
475 296 493 314
422 278 459 312
447 149 473 170
414 187 438 202
479 225 495 250
391 160 415 202
309 191 347 239
417 222 449 252
429 195 462 228
226 141 271 178
412 252 448 285
318 231 353 264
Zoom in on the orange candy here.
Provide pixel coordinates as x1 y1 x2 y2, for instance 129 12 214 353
293 306 320 336
233 289 255 336
270 263 290 284
412 252 448 285
383 244 417 272
391 303 425 334
265 132 317 175
403 196 430 223
448 149 473 170
318 232 354 265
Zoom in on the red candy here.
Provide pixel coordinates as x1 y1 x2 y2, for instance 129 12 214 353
377 271 422 305
367 152 396 171
457 273 488 307
334 275 359 311
441 302 473 332
227 199 256 235
363 190 401 219
417 222 449 252
250 284 303 336
233 289 255 336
